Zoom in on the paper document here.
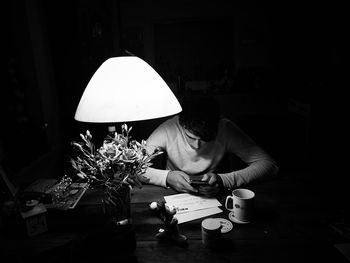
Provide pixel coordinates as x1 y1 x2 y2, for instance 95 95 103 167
175 207 222 224
164 193 223 224
164 193 221 213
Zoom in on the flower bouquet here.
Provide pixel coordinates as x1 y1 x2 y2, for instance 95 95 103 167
70 124 162 222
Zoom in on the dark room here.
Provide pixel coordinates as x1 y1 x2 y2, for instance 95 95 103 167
1 0 345 262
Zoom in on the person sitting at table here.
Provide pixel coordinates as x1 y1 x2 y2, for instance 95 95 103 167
142 93 279 197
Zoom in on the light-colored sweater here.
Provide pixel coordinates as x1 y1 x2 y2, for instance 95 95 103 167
144 115 279 189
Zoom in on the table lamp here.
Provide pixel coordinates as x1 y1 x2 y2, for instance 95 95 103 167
74 56 182 126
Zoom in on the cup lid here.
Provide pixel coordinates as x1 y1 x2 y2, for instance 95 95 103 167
202 218 221 232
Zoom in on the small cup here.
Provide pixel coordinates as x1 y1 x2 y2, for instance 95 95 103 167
201 218 222 248
225 188 255 223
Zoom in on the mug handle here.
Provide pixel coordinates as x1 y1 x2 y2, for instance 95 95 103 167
225 196 234 210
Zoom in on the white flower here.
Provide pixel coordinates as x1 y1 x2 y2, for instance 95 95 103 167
70 124 163 194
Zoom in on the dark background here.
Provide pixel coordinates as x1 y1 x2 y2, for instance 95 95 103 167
1 0 339 190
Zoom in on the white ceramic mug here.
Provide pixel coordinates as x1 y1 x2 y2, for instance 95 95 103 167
225 188 255 223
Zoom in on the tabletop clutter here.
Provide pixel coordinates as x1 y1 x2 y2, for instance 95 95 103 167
149 200 188 246
149 188 255 248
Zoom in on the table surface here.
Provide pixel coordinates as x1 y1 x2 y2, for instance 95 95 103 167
1 169 349 263
129 171 348 263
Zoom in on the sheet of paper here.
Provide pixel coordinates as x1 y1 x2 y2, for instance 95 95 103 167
163 193 223 224
164 193 222 214
174 207 223 224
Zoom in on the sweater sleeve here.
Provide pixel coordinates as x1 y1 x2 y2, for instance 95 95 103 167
218 119 279 189
141 122 170 188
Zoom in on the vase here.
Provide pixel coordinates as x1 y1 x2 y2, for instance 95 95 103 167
102 183 131 226
77 183 135 260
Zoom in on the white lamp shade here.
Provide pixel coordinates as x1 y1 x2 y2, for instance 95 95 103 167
74 56 182 123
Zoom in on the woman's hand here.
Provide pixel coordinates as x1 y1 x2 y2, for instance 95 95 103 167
166 171 198 194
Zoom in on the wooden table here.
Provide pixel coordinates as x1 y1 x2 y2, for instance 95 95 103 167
130 170 348 263
1 170 349 263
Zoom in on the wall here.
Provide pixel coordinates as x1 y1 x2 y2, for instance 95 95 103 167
3 0 318 187
117 0 311 170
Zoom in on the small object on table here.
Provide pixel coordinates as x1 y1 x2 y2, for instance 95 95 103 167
20 203 48 236
149 201 188 247
215 218 233 233
201 218 222 248
46 181 89 210
26 199 39 207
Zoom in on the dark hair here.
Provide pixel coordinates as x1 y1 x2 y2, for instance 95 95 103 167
179 94 221 142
